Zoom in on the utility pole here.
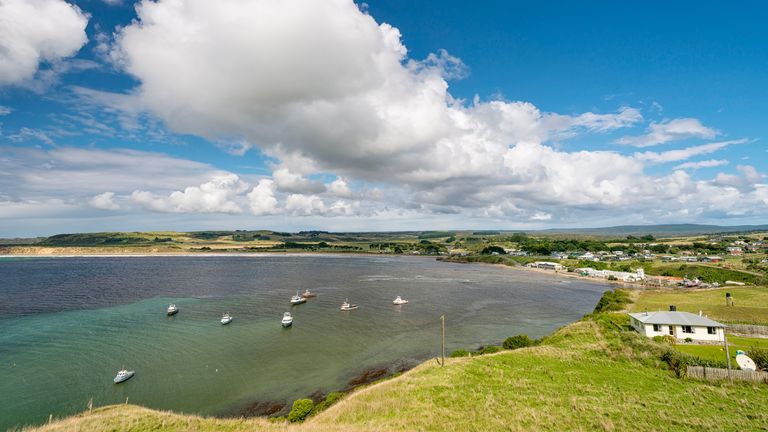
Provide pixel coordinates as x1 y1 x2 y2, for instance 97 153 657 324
440 315 445 367
723 330 733 384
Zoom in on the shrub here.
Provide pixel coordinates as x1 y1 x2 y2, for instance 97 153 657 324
684 337 693 343
661 349 726 377
450 349 471 357
748 347 768 371
312 392 344 415
287 399 314 423
651 335 676 345
592 289 631 313
503 335 534 350
477 345 502 355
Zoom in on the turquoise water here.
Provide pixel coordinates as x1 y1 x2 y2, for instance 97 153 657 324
0 255 607 430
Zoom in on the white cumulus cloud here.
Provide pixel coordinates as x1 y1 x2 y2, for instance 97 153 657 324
89 192 120 210
131 173 249 214
0 0 89 86
247 179 280 216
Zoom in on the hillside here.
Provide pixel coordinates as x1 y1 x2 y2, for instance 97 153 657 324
28 314 768 431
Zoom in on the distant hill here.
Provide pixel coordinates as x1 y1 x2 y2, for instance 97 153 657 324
537 224 768 237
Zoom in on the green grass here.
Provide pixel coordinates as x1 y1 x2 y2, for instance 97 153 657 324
30 318 768 432
630 286 768 324
675 336 768 364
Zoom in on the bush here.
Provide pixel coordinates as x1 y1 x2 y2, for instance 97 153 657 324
287 399 314 423
312 392 344 415
450 349 471 358
684 337 693 343
748 347 768 371
661 349 726 377
592 289 631 313
503 335 534 350
477 345 502 355
652 335 676 345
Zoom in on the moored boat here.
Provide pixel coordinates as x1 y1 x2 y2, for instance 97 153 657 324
340 299 358 311
393 296 409 305
290 291 307 305
167 304 179 316
113 369 135 384
221 313 233 325
281 312 293 327
301 289 317 298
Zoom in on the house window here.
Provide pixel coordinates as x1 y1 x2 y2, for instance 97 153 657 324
707 327 717 335
653 324 661 332
669 326 674 335
682 326 694 334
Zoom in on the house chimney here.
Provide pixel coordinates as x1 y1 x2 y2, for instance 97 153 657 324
669 305 677 311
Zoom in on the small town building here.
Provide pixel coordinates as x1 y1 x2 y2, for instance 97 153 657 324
527 261 564 271
628 309 725 342
700 256 723 263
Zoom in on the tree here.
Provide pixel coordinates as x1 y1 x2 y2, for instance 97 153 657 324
480 245 506 255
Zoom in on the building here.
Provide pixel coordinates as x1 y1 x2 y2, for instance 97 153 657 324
700 256 723 263
727 247 743 256
527 261 564 271
576 267 645 282
628 309 725 342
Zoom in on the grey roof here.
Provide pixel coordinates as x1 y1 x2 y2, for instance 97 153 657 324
628 311 725 327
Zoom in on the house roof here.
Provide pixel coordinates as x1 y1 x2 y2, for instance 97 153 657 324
628 311 725 328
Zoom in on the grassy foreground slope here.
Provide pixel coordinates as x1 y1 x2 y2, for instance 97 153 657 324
30 318 767 432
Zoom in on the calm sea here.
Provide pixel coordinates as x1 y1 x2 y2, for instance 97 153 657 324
0 255 607 430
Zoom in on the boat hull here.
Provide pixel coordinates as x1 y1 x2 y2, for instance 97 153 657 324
167 309 179 316
113 372 135 384
282 321 293 327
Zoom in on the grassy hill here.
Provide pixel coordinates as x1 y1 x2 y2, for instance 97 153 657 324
28 312 768 432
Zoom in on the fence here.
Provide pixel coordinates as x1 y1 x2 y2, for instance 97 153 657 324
687 366 768 383
726 324 768 338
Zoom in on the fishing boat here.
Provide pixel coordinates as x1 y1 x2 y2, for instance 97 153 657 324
166 304 179 316
290 291 307 305
301 289 317 299
221 313 233 325
340 299 358 311
393 296 409 305
113 369 135 384
281 312 293 327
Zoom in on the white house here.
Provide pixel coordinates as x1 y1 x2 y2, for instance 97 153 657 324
527 261 564 271
576 267 645 282
628 309 726 342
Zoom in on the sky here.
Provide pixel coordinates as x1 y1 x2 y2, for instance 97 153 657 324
0 0 766 237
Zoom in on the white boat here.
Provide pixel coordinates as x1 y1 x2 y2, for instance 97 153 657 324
393 296 409 305
301 289 317 299
113 369 135 384
166 304 179 316
736 354 757 371
281 312 293 327
340 299 358 311
290 291 307 305
221 313 233 325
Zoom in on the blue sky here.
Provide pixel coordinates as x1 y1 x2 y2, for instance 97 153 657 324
0 0 766 236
